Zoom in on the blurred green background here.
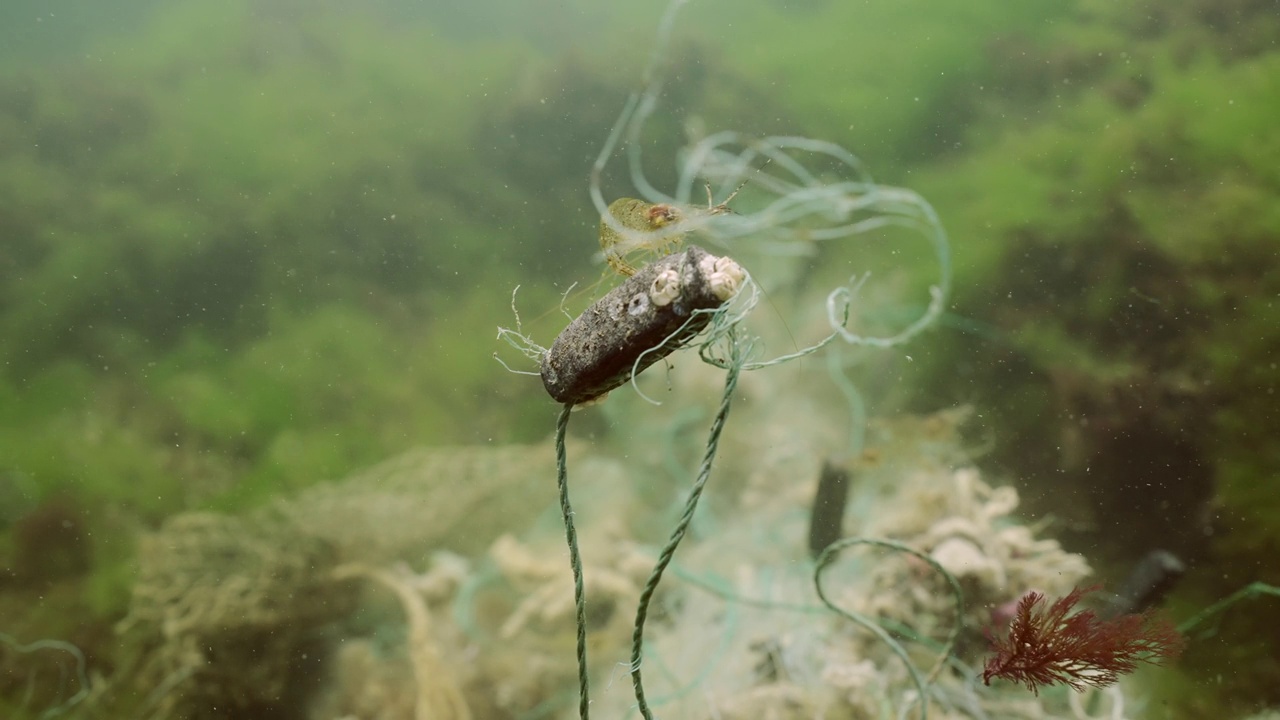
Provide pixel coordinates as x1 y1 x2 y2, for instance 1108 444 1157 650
1 0 1277 716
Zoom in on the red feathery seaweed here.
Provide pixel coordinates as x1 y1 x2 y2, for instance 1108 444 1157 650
982 585 1184 694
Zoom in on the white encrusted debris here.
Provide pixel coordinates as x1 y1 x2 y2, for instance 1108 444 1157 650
649 267 681 306
699 253 745 300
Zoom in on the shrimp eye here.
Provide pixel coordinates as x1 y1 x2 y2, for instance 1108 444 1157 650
647 204 678 227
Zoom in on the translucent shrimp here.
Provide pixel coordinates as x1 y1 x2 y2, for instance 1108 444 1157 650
598 186 738 276
586 0 952 361
500 0 952 379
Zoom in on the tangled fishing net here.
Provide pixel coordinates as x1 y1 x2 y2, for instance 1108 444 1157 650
98 443 563 719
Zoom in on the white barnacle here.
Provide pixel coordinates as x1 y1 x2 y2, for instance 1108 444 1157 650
698 254 745 301
649 268 681 307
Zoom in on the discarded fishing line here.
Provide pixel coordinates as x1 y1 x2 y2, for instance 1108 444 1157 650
499 172 755 720
0 631 91 719
814 537 965 720
1176 580 1280 637
493 0 957 717
551 404 588 720
545 292 748 720
585 7 954 370
629 332 745 720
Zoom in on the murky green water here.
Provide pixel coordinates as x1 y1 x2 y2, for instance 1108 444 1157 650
2 0 1277 717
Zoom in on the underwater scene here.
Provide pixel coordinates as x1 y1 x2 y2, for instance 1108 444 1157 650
2 0 1278 718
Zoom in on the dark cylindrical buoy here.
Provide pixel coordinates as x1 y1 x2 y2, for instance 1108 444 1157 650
1105 549 1186 618
808 460 851 558
540 245 744 406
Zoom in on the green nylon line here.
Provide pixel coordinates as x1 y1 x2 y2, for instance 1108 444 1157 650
554 403 591 720
0 632 90 719
1177 581 1280 636
813 536 967 720
630 332 744 720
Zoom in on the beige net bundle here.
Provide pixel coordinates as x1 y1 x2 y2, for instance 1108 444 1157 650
112 441 573 719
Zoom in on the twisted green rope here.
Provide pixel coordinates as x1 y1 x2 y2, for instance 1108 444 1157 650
1177 581 1280 636
814 537 966 720
554 403 591 720
0 632 89 719
630 337 744 720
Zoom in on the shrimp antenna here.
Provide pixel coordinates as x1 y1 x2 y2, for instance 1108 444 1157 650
706 177 747 215
706 157 771 215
